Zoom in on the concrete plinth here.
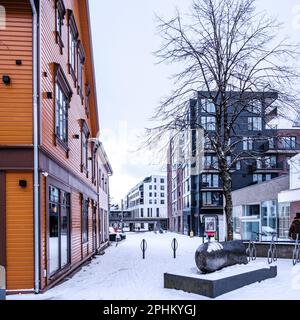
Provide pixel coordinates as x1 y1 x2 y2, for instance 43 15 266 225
164 266 277 298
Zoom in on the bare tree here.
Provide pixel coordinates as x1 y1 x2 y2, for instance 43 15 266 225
148 0 300 240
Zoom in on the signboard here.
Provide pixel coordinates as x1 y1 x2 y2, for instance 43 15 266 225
204 216 217 233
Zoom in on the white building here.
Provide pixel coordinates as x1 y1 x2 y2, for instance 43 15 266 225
278 153 300 222
98 142 113 247
125 175 168 231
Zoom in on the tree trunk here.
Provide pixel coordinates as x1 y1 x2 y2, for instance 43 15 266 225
220 169 234 241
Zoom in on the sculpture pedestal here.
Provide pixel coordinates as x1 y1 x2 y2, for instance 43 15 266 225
164 264 277 298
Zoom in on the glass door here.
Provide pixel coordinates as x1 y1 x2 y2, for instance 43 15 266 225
49 186 70 276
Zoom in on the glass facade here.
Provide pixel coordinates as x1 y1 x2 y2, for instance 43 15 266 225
233 200 290 241
49 185 70 275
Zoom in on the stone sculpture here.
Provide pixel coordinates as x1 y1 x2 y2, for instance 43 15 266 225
195 240 248 273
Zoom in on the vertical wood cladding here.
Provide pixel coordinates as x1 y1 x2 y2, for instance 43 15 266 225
40 0 99 269
6 172 34 290
0 0 103 292
0 0 33 144
40 0 96 186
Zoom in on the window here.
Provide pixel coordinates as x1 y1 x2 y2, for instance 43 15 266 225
268 137 275 149
154 199 157 204
85 84 90 117
261 200 277 241
156 208 160 218
140 208 144 218
204 136 213 150
248 117 262 131
55 83 68 144
77 41 85 103
265 156 277 168
55 0 66 53
80 120 90 176
236 161 241 170
54 64 72 152
202 192 222 206
202 174 219 187
160 178 164 183
278 203 290 239
246 100 261 115
253 174 272 183
160 186 164 191
147 208 150 217
243 137 253 150
279 137 296 149
49 185 70 275
203 155 218 169
154 185 157 190
82 197 89 243
161 200 165 205
91 143 97 185
149 192 152 197
201 116 216 131
226 156 231 167
160 193 165 197
154 192 157 197
149 185 152 190
154 178 157 183
149 199 152 205
67 10 79 82
201 99 215 113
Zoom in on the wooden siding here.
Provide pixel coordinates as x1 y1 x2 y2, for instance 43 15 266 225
0 0 33 145
71 191 82 265
40 0 99 268
40 0 97 189
6 172 34 290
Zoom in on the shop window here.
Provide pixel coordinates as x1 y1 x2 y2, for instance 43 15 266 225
49 185 70 276
82 197 89 243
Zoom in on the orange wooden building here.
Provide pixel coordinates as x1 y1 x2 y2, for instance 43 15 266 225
0 0 112 293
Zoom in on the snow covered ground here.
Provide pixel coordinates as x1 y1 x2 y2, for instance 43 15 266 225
8 232 300 300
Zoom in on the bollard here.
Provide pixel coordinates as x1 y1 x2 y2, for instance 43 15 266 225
140 239 147 259
171 238 178 259
0 265 6 300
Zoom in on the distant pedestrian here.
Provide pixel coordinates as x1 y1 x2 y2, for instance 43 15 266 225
289 212 300 240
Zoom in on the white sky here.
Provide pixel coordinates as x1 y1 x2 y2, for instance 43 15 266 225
89 0 300 203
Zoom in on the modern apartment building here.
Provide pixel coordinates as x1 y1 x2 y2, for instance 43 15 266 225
125 175 168 231
0 0 112 293
167 92 300 239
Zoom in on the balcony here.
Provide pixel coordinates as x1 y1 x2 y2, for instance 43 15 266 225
201 203 223 208
200 183 222 190
203 164 218 171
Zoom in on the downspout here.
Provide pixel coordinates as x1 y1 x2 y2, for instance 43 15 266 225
29 0 40 294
